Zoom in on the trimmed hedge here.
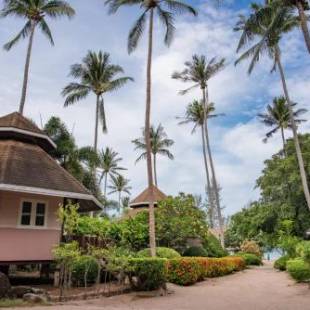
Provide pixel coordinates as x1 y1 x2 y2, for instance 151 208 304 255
126 258 167 291
287 258 310 282
236 252 262 266
274 255 289 271
183 246 208 257
137 247 181 259
167 257 246 286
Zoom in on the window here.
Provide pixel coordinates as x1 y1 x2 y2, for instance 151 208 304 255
19 200 47 228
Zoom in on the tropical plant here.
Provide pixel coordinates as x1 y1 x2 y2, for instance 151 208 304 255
62 51 133 152
172 55 226 245
98 147 126 196
258 96 307 152
105 0 197 257
1 0 75 114
235 1 310 212
132 124 174 187
178 100 223 228
108 174 131 210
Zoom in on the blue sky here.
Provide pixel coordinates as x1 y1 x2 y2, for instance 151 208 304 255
0 0 310 215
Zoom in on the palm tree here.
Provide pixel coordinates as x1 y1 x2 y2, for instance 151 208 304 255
1 0 75 114
172 55 226 246
235 1 310 211
108 175 131 211
178 100 223 229
258 96 307 151
105 0 197 257
98 147 126 196
270 0 310 54
62 51 133 152
132 124 174 187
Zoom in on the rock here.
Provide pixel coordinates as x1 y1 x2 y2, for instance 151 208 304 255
0 272 11 298
23 293 47 304
8 286 32 298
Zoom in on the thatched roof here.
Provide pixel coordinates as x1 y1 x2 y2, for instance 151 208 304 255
0 112 56 153
129 185 167 208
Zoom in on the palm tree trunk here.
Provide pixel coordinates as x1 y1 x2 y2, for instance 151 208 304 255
201 125 214 228
296 0 310 54
280 127 287 157
94 95 100 152
19 21 36 115
104 173 108 197
153 154 158 187
202 86 225 246
276 45 310 212
118 192 121 211
145 8 156 257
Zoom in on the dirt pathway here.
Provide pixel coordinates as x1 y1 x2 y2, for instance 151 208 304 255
16 262 310 310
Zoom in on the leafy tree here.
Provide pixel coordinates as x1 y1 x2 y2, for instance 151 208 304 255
178 100 223 228
235 1 310 212
98 147 126 196
132 124 174 187
105 0 197 257
108 174 131 210
172 55 226 245
258 96 307 151
62 51 133 151
1 0 75 114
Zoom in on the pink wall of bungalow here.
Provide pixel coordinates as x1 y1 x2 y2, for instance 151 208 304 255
0 191 62 262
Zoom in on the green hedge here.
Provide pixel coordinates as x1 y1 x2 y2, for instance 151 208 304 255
126 258 167 291
183 246 208 257
236 252 262 266
287 258 310 282
137 247 181 259
167 257 246 286
274 255 289 271
72 255 99 286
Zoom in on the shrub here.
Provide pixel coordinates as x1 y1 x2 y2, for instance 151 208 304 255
183 246 208 257
204 234 228 258
287 258 310 282
274 255 289 271
296 241 310 263
72 255 99 286
240 240 261 257
126 258 167 291
167 258 203 285
137 247 181 259
236 252 262 266
166 257 246 286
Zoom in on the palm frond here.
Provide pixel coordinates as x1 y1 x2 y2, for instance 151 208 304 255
99 97 107 133
157 6 175 46
164 0 197 16
41 0 75 18
39 18 54 45
128 10 148 53
3 20 32 50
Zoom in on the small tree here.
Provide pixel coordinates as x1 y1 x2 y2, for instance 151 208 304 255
58 202 80 241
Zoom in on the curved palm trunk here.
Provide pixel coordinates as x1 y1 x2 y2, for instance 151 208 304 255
19 21 36 115
280 127 287 157
104 173 108 197
276 46 310 211
201 125 214 228
202 86 225 246
153 154 158 187
145 8 156 257
94 95 100 152
296 1 310 54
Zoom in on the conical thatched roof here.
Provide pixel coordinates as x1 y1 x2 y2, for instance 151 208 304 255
129 185 167 208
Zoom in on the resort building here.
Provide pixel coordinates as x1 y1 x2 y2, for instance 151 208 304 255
0 112 102 265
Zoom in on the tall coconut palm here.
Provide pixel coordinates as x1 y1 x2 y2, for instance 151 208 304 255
172 55 226 245
62 51 133 152
132 124 174 187
98 147 126 196
177 100 223 229
258 96 307 151
1 0 75 114
235 1 310 211
105 0 197 257
270 0 310 54
108 174 131 211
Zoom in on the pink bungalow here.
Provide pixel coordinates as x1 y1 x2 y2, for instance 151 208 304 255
0 112 102 266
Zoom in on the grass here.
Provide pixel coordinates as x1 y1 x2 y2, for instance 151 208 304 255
0 299 47 308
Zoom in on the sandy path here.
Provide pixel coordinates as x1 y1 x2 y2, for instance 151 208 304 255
15 262 310 310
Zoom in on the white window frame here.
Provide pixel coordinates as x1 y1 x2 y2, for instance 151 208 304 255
18 198 49 229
